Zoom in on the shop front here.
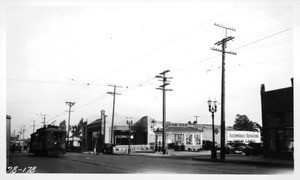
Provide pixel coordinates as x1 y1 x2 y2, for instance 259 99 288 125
155 125 203 151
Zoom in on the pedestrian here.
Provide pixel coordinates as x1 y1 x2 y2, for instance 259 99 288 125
94 141 97 155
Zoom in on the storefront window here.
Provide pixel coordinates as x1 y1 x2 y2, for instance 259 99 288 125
174 134 184 145
194 134 201 145
269 128 293 153
186 134 192 145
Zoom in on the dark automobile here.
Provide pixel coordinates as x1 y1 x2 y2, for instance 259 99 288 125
225 143 235 154
99 143 114 154
202 140 219 150
225 142 246 154
243 142 263 156
10 142 22 153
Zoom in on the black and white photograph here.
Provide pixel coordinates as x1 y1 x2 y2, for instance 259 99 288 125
1 0 299 178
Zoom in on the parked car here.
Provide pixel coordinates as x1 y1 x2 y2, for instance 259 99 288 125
243 142 263 156
10 142 22 153
225 142 246 154
202 140 218 150
225 143 235 154
99 143 114 154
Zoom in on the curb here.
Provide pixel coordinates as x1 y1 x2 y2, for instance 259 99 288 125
192 157 294 168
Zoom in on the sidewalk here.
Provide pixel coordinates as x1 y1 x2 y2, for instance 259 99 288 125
129 150 294 168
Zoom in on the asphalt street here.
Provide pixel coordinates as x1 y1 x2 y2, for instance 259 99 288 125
7 151 293 174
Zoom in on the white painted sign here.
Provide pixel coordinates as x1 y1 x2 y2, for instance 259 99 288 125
227 131 261 143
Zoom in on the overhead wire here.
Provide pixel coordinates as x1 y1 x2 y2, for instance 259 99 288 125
8 60 78 82
11 6 292 128
64 25 292 122
9 6 240 124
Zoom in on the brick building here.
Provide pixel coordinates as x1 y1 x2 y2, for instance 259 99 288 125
260 78 293 159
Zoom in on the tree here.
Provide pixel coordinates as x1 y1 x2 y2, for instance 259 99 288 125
71 118 84 138
59 120 66 130
233 114 255 131
193 121 197 125
187 121 192 125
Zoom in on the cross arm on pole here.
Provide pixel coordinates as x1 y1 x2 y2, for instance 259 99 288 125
211 47 237 55
214 36 235 46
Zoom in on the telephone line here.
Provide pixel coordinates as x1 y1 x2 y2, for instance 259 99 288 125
173 27 291 74
81 6 238 86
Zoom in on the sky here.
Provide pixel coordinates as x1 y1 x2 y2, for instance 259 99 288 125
2 0 297 140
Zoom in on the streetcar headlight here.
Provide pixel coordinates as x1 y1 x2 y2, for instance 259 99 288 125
54 142 57 145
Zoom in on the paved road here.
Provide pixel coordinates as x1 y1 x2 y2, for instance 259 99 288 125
8 151 293 174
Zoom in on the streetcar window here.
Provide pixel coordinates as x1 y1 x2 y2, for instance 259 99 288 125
53 132 57 140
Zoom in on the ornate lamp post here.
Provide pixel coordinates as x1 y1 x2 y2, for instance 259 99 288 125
126 117 133 155
208 99 218 159
151 119 156 131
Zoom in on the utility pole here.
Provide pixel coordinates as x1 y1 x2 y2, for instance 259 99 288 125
22 125 25 140
19 127 22 141
65 101 76 150
211 23 236 159
32 120 36 133
40 114 48 126
156 70 173 155
107 84 122 145
194 115 200 124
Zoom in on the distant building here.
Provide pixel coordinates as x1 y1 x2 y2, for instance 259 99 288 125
6 115 11 167
260 78 293 159
83 114 263 152
155 123 203 151
192 124 222 145
83 115 157 151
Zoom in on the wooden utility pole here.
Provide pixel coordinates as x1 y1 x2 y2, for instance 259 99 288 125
65 101 76 150
22 125 25 140
194 115 200 124
40 114 48 126
32 120 35 133
30 120 36 133
107 85 122 145
211 23 236 159
156 70 173 155
19 127 22 140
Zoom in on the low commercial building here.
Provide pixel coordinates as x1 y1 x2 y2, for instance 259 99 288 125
83 114 262 152
7 115 11 167
155 123 203 151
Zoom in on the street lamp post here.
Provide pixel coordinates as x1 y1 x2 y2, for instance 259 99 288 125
126 117 133 155
208 99 217 159
151 119 156 131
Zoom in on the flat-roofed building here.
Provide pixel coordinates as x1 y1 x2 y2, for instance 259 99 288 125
260 78 293 159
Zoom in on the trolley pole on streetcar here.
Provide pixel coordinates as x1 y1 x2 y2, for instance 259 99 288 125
66 101 76 150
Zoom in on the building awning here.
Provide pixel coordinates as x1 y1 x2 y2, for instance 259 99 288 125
156 126 203 134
